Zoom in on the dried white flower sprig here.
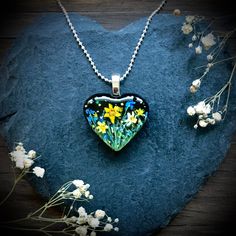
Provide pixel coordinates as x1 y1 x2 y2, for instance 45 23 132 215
182 16 216 54
0 144 119 236
0 142 45 206
181 15 203 35
2 179 119 235
189 29 236 94
187 63 236 128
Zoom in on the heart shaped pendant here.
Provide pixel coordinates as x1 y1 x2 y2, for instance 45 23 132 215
84 94 149 151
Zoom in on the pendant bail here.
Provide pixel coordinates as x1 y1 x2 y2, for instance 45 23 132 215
112 74 121 96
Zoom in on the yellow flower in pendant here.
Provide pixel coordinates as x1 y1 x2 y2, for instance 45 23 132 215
104 104 123 124
96 121 108 134
135 108 145 117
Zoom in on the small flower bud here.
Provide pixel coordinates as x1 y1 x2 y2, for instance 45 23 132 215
187 106 196 116
192 35 197 41
190 85 197 93
188 43 193 48
173 9 181 16
212 112 222 122
207 54 213 61
207 63 213 68
199 119 208 127
192 79 201 88
195 46 202 54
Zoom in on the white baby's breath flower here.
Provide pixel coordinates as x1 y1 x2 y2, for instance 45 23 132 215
73 180 84 188
75 226 88 236
104 223 113 232
192 34 197 41
187 106 196 116
194 101 211 115
84 191 90 198
88 217 100 228
194 124 198 129
188 43 193 48
190 85 197 93
89 195 94 200
114 218 119 223
194 101 206 114
207 63 213 68
192 79 201 88
72 189 82 199
15 143 26 152
201 33 216 50
77 216 87 225
32 167 45 178
199 119 208 127
28 150 36 159
68 216 77 223
10 150 25 161
195 45 202 54
173 9 181 16
181 23 193 35
23 158 34 168
15 158 25 169
107 217 112 222
212 112 222 121
186 15 195 24
78 206 86 215
204 104 212 114
207 54 213 61
83 184 90 191
95 210 106 219
114 227 119 232
77 208 88 224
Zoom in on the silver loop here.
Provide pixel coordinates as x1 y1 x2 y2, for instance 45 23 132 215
112 74 121 96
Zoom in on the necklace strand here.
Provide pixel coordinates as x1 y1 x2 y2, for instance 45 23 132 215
57 0 167 83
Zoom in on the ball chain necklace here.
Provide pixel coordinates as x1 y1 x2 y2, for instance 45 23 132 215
57 0 167 151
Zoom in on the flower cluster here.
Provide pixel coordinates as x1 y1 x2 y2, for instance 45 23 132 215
181 15 216 54
72 180 94 200
187 62 236 128
187 101 222 128
182 15 236 128
9 142 45 177
181 15 195 35
1 177 119 236
0 143 45 206
65 207 119 236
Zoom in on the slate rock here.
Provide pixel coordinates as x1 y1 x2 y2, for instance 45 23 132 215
0 13 236 236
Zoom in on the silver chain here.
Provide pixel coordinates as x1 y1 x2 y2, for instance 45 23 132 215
57 0 167 84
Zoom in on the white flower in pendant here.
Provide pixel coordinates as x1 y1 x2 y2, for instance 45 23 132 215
126 112 137 126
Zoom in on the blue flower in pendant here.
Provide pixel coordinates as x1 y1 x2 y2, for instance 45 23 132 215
85 108 95 115
125 101 136 110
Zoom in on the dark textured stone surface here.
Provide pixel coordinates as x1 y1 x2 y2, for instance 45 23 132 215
0 13 236 235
